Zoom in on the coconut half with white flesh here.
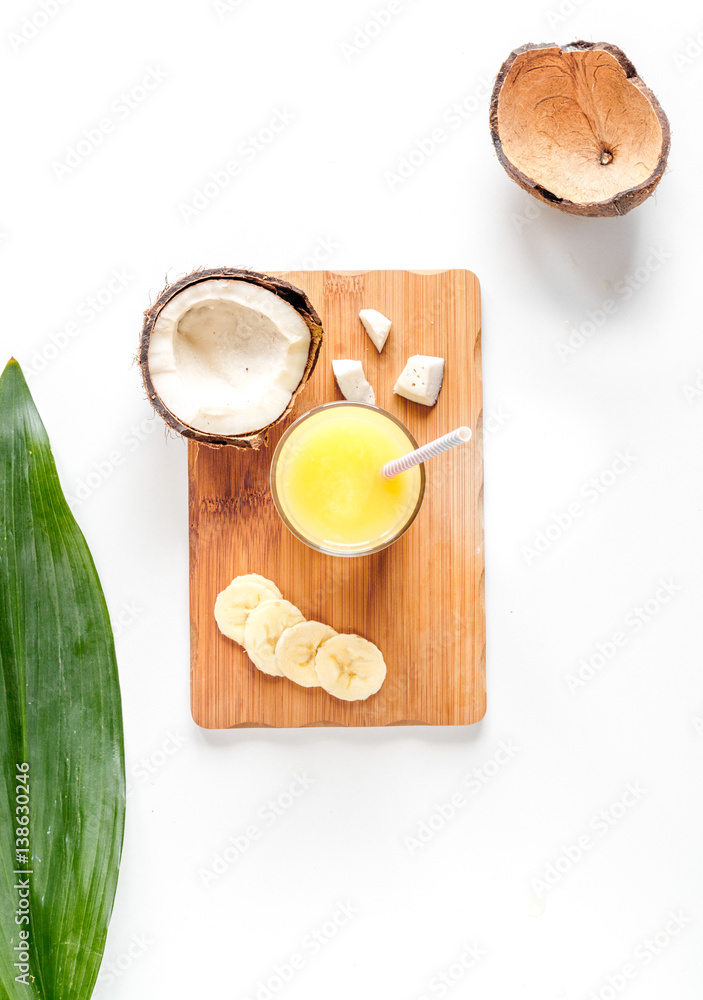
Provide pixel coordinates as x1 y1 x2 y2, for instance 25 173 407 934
139 268 323 449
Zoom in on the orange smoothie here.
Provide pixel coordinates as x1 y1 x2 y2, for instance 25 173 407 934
272 404 424 555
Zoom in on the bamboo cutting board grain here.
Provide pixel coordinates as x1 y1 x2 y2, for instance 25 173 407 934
189 270 484 727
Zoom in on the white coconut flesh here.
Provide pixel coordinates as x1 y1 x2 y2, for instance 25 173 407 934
147 279 311 435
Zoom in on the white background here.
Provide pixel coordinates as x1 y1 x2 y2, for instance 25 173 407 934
1 0 702 997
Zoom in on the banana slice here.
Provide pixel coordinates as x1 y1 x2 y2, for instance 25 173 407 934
276 621 337 687
214 574 282 645
244 599 305 676
314 634 386 701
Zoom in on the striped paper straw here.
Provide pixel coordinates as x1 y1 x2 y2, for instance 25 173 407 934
382 426 472 479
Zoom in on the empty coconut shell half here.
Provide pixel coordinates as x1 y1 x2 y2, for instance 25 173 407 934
490 41 671 217
139 268 323 449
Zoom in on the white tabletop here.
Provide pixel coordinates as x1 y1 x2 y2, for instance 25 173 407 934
1 0 701 996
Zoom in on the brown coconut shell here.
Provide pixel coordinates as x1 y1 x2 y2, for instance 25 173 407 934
139 267 323 450
489 41 671 217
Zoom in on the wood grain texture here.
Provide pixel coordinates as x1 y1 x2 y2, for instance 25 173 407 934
189 269 485 728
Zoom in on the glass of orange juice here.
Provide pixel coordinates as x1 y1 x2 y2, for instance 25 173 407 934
270 402 425 556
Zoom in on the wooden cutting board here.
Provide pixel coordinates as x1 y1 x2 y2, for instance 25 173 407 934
189 269 485 727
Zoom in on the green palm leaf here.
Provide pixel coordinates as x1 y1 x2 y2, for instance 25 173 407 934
0 359 125 1000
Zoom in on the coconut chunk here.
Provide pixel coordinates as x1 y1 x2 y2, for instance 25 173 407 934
332 360 375 404
359 309 392 353
393 355 445 406
147 279 311 436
